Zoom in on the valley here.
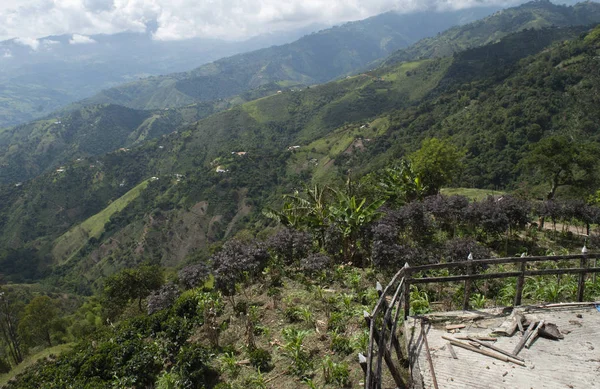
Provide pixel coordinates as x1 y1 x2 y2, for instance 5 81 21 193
1 1 600 388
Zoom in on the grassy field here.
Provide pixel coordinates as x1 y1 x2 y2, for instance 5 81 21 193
441 187 506 201
52 179 150 264
0 343 73 388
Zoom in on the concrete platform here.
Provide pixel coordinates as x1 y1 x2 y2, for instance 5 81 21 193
405 304 600 389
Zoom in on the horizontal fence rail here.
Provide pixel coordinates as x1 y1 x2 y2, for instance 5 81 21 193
360 251 600 389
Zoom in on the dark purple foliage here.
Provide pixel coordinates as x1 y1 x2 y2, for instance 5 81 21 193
212 240 270 296
371 221 403 268
443 237 492 263
397 201 433 237
496 196 531 229
465 196 530 235
537 200 562 222
323 224 344 259
147 283 181 315
424 194 469 228
267 228 312 265
178 263 210 290
301 253 332 274
563 200 600 225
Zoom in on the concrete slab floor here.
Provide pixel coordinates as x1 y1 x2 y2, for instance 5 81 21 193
405 304 600 389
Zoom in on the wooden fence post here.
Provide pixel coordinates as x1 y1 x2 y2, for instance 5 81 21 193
403 278 411 319
364 312 406 389
577 246 588 302
514 253 526 307
462 252 473 310
358 353 369 388
376 282 405 361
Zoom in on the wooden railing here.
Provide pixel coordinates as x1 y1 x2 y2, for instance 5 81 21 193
359 250 600 389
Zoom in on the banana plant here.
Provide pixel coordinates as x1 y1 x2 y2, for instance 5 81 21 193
328 188 385 264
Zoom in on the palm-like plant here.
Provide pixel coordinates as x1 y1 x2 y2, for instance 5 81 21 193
328 188 385 263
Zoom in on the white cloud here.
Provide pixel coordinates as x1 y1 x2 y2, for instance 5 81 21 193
41 39 61 45
3 49 12 58
14 37 40 50
0 0 526 42
69 34 96 44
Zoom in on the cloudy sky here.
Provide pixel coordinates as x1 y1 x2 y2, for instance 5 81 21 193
0 0 529 42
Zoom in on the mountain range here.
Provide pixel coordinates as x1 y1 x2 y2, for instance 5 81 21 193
0 0 598 290
3 1 599 186
0 26 324 128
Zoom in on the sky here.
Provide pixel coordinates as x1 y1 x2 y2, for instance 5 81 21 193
0 0 532 42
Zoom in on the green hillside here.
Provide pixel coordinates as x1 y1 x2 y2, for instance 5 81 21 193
0 83 286 184
3 13 600 389
76 8 500 111
0 24 592 287
1 1 596 187
384 0 600 65
52 179 151 265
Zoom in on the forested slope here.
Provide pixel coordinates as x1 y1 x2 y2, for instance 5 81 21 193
384 0 600 64
76 8 500 111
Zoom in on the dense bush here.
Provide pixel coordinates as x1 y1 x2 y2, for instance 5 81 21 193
301 253 332 274
212 240 269 297
267 228 313 266
147 283 181 315
248 347 273 372
178 263 210 290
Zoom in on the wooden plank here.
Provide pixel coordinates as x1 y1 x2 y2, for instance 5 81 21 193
446 324 466 330
442 335 526 366
525 320 545 349
537 301 600 308
403 279 411 319
409 267 600 284
468 337 525 362
410 254 597 272
577 256 587 302
447 342 458 359
455 335 497 341
422 321 440 389
387 278 406 361
514 260 526 306
512 321 536 356
463 256 473 310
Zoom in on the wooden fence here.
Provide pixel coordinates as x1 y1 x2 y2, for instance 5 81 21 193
359 250 600 389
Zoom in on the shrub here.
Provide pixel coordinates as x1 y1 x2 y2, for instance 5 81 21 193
284 305 302 323
443 237 491 263
248 347 273 372
212 240 269 298
282 328 313 377
147 283 181 315
267 228 312 266
301 253 332 274
327 311 347 333
178 263 210 290
176 345 219 388
0 357 10 374
322 356 351 387
330 331 352 355
155 371 181 389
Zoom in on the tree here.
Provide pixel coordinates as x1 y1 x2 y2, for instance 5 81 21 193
263 185 331 245
522 135 600 200
147 283 180 315
103 265 164 317
0 289 23 365
212 240 269 304
178 263 210 290
360 160 427 207
409 138 465 196
18 296 63 348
